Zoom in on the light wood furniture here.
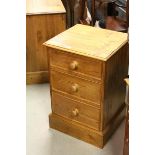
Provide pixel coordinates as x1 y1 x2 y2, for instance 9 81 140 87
44 24 129 148
26 0 66 84
123 78 129 155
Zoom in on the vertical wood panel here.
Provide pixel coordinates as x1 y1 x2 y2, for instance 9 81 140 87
103 43 129 127
26 14 66 84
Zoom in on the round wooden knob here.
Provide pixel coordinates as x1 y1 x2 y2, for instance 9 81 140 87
71 84 79 92
72 108 79 116
69 61 78 70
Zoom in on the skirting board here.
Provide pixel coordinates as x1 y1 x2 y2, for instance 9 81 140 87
26 71 49 84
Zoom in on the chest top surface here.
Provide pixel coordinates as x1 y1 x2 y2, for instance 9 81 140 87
44 24 128 61
26 0 66 15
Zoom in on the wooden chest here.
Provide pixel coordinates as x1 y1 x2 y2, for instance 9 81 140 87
44 24 129 148
26 0 66 84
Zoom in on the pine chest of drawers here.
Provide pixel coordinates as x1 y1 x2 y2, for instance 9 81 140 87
44 24 129 148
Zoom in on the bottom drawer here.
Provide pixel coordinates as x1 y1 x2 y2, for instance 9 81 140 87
52 92 100 130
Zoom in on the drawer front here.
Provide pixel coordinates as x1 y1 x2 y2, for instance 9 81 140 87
49 49 102 79
51 70 101 104
52 92 100 130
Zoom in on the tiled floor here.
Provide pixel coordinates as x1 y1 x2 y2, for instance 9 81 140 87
26 83 125 155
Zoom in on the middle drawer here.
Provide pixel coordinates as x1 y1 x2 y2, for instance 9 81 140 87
51 70 102 105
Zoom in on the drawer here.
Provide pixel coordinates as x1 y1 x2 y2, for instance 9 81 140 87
49 49 102 79
52 92 100 130
51 70 101 105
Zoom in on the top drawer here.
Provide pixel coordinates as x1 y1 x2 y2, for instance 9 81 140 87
49 48 102 79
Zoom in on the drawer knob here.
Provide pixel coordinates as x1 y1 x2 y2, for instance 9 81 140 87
72 108 79 116
70 61 78 70
71 84 79 92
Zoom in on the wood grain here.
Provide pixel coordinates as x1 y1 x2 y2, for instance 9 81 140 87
52 88 101 108
103 43 129 127
44 24 128 61
26 71 49 84
103 105 125 146
52 91 100 130
26 13 66 84
49 113 104 148
51 70 102 104
45 24 129 148
26 0 66 15
49 48 103 80
49 105 125 148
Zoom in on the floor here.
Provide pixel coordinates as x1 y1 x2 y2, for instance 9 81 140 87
26 83 125 155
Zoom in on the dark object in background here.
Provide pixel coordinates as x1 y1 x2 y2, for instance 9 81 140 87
61 0 84 28
61 0 128 30
61 0 72 28
61 0 117 28
98 19 106 28
107 2 118 16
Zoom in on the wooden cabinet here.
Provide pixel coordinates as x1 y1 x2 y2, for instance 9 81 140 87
26 0 66 84
44 24 129 148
